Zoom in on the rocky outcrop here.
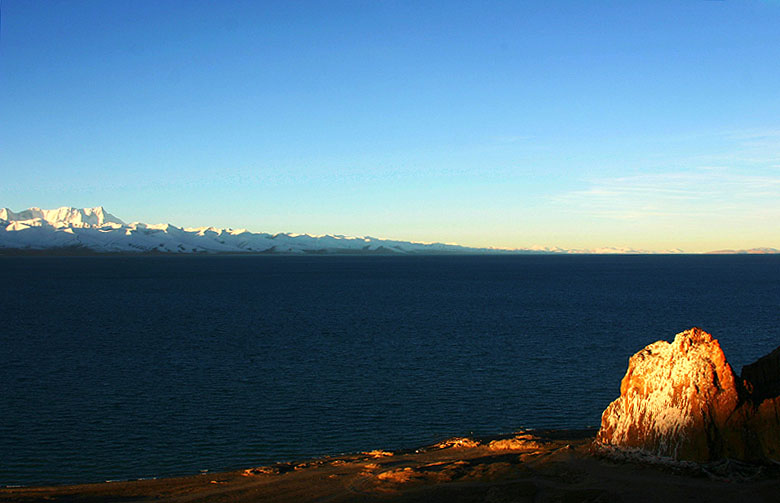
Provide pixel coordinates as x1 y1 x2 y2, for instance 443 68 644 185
742 346 780 402
595 328 780 463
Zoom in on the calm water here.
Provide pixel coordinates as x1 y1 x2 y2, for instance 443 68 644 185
1 255 778 486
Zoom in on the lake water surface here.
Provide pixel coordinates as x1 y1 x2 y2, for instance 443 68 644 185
1 255 778 485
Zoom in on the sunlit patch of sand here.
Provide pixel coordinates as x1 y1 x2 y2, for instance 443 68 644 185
294 461 322 471
434 437 480 449
373 465 454 488
488 434 544 451
358 462 381 477
376 467 420 484
241 466 279 476
362 449 394 458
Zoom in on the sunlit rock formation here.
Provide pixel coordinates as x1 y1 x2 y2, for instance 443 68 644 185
596 328 780 463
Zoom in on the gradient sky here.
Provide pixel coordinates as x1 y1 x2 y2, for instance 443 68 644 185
1 0 779 252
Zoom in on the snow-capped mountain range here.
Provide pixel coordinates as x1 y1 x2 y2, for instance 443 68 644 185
0 206 773 255
0 206 500 254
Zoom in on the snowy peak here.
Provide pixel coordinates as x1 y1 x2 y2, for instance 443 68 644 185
0 206 124 228
0 206 487 254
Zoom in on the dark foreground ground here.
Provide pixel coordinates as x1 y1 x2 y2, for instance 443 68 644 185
3 430 780 503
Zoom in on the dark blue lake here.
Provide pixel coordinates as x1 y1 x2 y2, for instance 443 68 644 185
1 255 778 486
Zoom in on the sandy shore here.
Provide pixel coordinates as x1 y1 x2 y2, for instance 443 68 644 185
2 429 779 502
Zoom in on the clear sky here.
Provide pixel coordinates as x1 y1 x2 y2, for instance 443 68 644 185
1 0 778 252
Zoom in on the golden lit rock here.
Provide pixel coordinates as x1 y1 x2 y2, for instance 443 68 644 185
596 328 780 462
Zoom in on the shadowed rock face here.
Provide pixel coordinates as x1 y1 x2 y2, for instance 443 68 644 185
742 346 780 402
596 328 780 463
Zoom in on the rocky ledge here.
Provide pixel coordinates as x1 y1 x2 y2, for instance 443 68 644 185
596 327 780 463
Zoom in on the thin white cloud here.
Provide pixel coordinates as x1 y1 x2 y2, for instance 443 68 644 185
554 168 780 221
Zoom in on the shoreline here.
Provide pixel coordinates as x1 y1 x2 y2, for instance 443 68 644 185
0 429 598 489
3 429 779 503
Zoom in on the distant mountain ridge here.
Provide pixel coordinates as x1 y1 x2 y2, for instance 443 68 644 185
0 206 496 255
705 248 780 254
0 206 774 255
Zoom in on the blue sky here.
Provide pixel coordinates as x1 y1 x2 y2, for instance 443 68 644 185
1 0 778 251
